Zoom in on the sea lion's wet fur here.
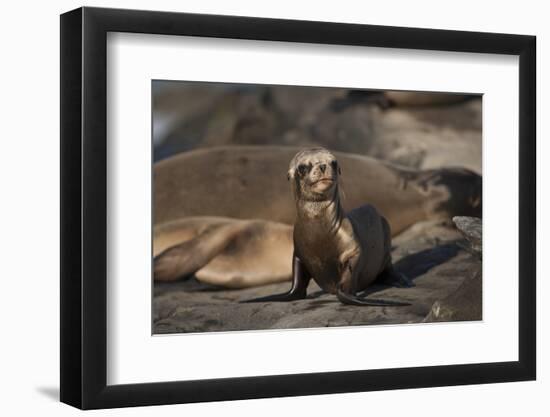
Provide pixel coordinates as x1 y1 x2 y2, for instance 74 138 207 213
244 148 411 306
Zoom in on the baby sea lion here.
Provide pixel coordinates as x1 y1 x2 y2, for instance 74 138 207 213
245 148 412 306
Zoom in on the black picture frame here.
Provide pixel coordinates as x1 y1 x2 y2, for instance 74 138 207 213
60 6 536 410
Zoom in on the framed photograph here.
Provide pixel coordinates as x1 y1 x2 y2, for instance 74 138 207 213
60 6 536 409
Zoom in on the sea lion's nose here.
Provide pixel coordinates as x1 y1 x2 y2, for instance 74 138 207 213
319 164 326 173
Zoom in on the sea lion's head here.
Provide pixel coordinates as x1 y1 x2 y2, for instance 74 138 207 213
288 148 341 202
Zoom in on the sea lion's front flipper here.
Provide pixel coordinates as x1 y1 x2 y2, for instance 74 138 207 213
241 254 311 303
241 291 304 303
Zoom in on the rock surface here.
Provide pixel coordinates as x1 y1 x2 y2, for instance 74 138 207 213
423 269 482 322
424 216 482 322
453 216 482 256
153 220 482 334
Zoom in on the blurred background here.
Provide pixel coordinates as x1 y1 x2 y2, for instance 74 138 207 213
152 80 481 173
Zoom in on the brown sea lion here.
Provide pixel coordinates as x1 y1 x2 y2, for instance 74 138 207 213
244 148 412 306
154 146 481 236
154 217 293 287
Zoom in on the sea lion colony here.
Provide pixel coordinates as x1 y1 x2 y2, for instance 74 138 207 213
153 146 481 292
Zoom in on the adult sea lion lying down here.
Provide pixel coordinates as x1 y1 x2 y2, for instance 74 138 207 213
154 146 481 290
155 146 481 235
154 217 293 288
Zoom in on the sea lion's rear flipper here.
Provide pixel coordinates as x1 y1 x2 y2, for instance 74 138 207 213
241 253 311 303
336 287 410 307
154 223 244 282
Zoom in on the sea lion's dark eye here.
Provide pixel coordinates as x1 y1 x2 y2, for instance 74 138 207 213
297 164 308 176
